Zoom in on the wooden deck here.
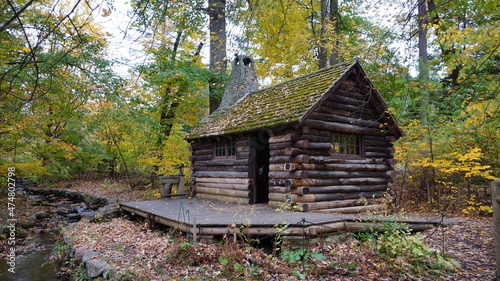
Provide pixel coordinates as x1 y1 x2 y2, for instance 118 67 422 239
120 198 456 242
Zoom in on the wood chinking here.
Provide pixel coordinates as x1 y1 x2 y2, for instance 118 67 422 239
186 58 404 213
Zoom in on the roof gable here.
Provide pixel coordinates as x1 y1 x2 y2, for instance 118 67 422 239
187 61 403 140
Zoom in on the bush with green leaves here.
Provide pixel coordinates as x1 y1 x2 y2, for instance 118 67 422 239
356 221 460 274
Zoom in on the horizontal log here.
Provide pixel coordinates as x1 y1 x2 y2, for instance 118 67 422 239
192 148 213 156
305 129 330 137
339 78 357 87
279 163 390 172
269 142 293 150
269 163 289 171
270 140 309 151
269 154 310 164
308 222 347 235
189 154 213 162
309 112 383 129
190 142 213 151
311 156 385 164
191 165 249 172
299 149 330 156
270 190 385 203
196 182 252 191
270 149 286 157
271 177 388 188
236 145 250 153
324 96 377 114
194 159 249 166
268 170 309 179
328 92 368 106
315 106 376 122
364 152 391 158
198 225 309 236
364 135 398 144
268 185 292 194
196 177 251 184
269 179 314 188
303 119 386 137
235 139 249 146
297 184 387 195
193 171 249 178
301 197 388 211
236 151 249 159
365 146 395 154
322 100 378 117
340 177 389 185
269 133 298 143
315 204 387 214
196 186 251 198
306 142 331 150
305 170 388 179
336 88 365 100
296 140 309 148
365 139 393 147
284 147 303 156
196 193 251 204
300 133 330 143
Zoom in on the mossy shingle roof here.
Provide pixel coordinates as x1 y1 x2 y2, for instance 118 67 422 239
187 61 400 139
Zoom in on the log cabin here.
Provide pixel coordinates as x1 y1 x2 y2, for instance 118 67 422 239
186 56 404 213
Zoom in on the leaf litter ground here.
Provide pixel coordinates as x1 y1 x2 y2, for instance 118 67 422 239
13 180 496 280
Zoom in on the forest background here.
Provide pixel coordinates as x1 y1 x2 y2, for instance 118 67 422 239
1 0 499 215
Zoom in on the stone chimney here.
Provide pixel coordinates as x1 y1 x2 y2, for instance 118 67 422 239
219 55 259 109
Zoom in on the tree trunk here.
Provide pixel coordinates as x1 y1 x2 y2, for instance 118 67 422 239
208 0 227 113
329 0 339 65
318 0 339 68
417 0 429 126
318 0 329 69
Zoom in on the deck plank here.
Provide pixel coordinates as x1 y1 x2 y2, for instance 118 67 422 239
120 198 460 239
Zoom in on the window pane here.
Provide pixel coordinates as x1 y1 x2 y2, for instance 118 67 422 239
330 133 360 155
215 141 225 157
227 140 236 156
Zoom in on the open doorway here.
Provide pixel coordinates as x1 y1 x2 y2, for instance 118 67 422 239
253 130 270 204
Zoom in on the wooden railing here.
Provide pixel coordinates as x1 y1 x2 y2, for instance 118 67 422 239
159 165 190 198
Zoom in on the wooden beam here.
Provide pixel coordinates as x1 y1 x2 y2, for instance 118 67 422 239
196 193 251 204
196 177 252 184
301 197 388 211
196 186 251 198
303 119 386 136
296 184 387 195
269 133 298 143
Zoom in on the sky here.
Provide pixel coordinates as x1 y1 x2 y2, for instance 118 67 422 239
97 0 417 78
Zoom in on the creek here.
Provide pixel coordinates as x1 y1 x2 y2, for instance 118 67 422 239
0 189 98 281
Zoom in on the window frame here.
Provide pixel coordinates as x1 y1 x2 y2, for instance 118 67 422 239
213 139 237 159
329 133 365 158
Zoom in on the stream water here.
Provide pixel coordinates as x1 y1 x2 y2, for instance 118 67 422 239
0 230 61 281
0 191 96 281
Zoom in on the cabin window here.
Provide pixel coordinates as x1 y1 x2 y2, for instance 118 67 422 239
330 133 362 156
214 139 236 158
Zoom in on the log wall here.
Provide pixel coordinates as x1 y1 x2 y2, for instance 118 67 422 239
190 138 253 204
267 80 396 212
190 79 398 213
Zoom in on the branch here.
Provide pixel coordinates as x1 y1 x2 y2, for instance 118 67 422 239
0 0 36 33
